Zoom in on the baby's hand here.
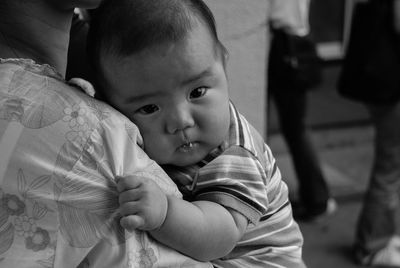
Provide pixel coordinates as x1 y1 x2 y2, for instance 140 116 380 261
117 175 168 232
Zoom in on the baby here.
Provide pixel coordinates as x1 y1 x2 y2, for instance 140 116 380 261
87 0 305 266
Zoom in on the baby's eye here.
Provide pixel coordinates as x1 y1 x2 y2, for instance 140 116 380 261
137 104 159 115
189 87 207 99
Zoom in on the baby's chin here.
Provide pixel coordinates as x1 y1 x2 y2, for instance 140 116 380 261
170 159 201 167
151 151 202 167
169 154 205 167
151 140 222 167
169 144 210 166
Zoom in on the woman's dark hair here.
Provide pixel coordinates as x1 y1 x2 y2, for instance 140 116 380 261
87 0 227 93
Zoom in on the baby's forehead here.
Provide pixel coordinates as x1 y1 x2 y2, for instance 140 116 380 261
133 23 221 60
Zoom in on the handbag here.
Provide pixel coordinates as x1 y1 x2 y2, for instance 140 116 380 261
268 29 322 92
337 0 400 104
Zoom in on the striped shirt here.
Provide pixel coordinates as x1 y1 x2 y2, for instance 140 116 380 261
163 103 305 267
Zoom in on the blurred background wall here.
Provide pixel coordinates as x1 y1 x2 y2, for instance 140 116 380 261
204 0 270 137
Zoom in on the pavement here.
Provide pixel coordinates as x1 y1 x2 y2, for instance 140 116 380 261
266 64 397 268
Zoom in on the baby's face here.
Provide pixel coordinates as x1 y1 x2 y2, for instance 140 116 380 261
102 23 230 166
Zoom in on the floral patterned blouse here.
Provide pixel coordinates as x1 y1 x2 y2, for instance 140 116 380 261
0 59 211 268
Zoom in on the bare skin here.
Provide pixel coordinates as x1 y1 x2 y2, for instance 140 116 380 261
0 0 100 77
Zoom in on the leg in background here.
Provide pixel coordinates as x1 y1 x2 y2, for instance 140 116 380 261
270 87 330 216
354 102 400 263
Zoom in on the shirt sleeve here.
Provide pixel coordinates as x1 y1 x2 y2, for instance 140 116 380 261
193 145 269 224
54 112 206 268
52 101 210 268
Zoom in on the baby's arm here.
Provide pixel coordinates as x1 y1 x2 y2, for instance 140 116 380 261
117 175 248 261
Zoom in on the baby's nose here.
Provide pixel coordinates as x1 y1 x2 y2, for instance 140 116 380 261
166 105 195 134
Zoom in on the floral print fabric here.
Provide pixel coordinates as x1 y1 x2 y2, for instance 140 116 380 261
0 59 211 268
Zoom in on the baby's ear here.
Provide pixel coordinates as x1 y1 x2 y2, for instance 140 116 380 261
68 77 96 97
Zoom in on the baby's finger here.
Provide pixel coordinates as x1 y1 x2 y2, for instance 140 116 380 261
116 175 143 192
119 188 143 204
120 215 144 232
119 201 141 216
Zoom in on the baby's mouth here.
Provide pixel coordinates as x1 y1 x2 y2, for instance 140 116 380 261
178 131 195 152
181 141 193 149
180 133 194 149
178 141 196 153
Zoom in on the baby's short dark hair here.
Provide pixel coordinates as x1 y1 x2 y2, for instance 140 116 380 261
87 0 227 92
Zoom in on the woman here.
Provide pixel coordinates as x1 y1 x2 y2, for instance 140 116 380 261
0 1 210 267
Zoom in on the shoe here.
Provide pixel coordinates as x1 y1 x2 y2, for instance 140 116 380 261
356 236 400 267
292 198 337 222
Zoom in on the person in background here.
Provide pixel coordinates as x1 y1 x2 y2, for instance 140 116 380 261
268 0 336 221
86 0 305 266
0 1 211 267
338 0 400 266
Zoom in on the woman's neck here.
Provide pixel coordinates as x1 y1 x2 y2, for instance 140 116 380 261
0 2 73 77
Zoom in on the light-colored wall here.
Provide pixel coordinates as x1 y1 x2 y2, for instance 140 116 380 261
204 0 270 137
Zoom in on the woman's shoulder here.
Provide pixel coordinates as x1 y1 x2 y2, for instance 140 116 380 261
0 58 141 140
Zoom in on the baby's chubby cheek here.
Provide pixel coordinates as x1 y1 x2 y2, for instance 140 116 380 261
142 137 172 164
